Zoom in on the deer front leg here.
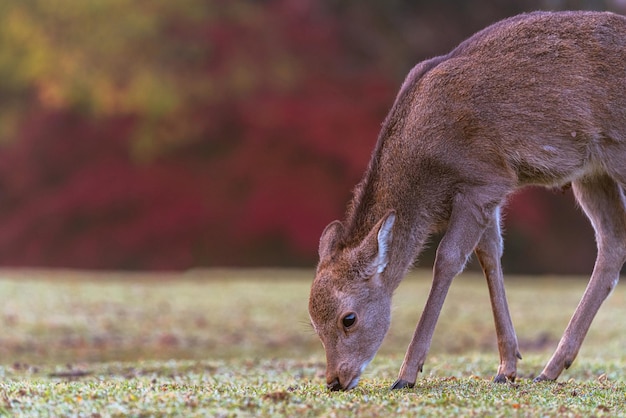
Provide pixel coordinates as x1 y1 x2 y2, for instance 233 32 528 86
392 193 499 389
474 207 522 383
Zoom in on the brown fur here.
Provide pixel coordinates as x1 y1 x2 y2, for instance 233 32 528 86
309 11 626 391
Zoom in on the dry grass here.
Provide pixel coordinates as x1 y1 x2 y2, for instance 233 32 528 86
0 268 624 416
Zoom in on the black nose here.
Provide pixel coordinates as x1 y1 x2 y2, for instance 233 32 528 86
327 378 342 391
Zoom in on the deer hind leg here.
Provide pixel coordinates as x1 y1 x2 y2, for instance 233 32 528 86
535 174 626 382
474 207 522 383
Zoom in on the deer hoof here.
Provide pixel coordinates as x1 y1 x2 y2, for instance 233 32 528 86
390 379 415 390
533 374 554 383
493 374 507 383
493 373 516 383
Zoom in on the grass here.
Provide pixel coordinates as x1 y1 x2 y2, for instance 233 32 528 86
0 268 625 416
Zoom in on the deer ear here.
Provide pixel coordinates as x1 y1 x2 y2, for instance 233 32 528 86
356 210 396 278
374 211 395 274
318 220 344 260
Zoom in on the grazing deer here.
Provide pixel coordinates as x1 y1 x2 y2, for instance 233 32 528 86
308 10 626 391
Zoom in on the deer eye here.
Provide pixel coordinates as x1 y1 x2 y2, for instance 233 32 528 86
342 313 357 329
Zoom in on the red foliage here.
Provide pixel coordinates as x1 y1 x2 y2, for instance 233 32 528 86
0 0 396 269
0 109 215 269
0 0 600 272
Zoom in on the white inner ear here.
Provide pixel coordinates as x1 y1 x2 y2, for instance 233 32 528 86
375 213 395 274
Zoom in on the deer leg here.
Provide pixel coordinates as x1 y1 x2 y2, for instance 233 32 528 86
392 192 501 389
474 207 522 383
535 175 626 382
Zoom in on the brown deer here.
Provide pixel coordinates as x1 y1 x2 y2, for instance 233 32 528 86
308 10 626 391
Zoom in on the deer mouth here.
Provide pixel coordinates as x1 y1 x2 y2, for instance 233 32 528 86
327 360 371 391
327 375 360 391
327 378 342 391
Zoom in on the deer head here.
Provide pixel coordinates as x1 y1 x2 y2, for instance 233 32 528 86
309 210 396 391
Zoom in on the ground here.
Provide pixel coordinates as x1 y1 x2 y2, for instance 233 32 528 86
0 269 624 416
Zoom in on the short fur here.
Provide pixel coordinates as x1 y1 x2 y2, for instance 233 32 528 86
309 11 626 391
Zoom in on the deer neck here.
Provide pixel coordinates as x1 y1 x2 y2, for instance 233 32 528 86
343 145 450 293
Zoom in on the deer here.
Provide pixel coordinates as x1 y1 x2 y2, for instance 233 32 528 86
308 10 626 391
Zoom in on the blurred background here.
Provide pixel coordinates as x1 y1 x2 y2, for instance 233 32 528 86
0 0 624 273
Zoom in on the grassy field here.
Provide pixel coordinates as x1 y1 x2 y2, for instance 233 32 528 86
0 268 624 416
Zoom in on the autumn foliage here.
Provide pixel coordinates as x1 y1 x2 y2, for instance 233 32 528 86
0 0 619 271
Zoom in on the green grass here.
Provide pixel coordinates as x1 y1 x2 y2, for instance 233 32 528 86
0 268 625 416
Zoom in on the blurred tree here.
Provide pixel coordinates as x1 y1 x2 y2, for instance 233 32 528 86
0 0 397 268
1 0 218 158
0 0 623 271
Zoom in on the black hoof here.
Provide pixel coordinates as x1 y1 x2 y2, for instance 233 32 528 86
391 379 415 390
532 374 553 383
493 373 516 383
493 374 507 383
